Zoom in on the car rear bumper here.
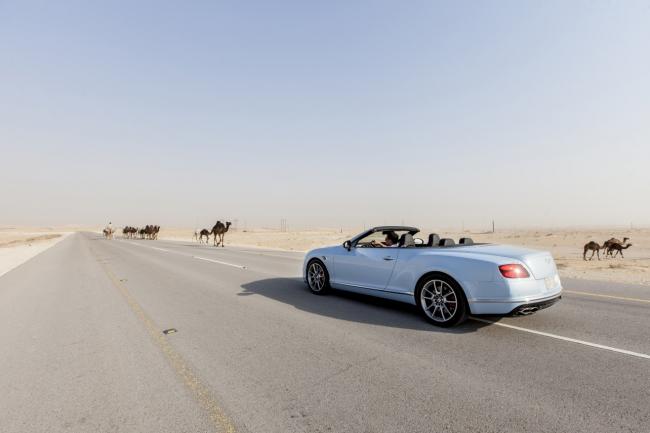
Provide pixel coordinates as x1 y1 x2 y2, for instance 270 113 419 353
468 290 562 315
508 294 561 315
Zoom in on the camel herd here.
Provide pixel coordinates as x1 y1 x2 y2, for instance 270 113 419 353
193 221 232 247
122 225 160 240
102 220 233 247
102 224 159 240
583 237 633 261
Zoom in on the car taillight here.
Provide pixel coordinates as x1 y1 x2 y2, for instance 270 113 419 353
499 264 530 278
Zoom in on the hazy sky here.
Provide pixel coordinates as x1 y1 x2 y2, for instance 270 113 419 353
2 1 649 230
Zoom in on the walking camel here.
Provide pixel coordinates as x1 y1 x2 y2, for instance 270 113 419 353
135 225 160 240
103 227 114 240
198 228 211 244
122 226 137 239
607 242 632 258
583 241 602 261
211 221 232 247
602 237 630 258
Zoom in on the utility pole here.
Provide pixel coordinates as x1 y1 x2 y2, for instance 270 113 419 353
492 220 495 233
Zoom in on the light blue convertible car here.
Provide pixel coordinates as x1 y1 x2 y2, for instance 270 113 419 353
304 226 562 327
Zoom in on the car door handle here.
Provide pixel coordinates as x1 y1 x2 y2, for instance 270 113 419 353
383 256 395 261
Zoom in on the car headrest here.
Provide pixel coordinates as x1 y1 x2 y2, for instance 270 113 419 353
428 233 440 246
399 233 415 247
459 237 474 245
439 238 455 247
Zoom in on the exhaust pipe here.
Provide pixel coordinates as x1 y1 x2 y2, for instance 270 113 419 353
515 306 539 316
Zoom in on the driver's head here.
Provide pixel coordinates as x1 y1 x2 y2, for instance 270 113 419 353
385 231 399 245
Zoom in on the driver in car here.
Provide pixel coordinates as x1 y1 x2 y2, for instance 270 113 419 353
371 231 399 248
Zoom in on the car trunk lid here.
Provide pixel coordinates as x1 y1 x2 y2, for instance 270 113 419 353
521 251 557 279
457 244 557 279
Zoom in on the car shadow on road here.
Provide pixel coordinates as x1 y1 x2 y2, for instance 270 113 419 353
239 277 496 334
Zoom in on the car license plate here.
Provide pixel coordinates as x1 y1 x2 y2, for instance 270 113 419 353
544 275 556 289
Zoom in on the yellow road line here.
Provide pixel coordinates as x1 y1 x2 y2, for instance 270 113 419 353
92 249 237 433
564 290 650 304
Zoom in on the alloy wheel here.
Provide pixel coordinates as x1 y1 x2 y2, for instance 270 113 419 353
420 279 458 323
308 262 326 292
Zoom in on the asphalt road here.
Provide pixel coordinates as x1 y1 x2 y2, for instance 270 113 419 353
1 233 648 433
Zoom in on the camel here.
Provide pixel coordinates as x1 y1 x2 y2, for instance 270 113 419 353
198 229 211 244
123 226 137 239
211 221 232 247
103 226 114 240
607 242 632 258
602 237 630 258
583 241 602 261
141 225 160 240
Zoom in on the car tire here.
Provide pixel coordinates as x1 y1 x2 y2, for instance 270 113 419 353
306 259 331 295
415 274 468 327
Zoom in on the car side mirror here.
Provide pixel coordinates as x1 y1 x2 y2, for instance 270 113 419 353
343 240 352 251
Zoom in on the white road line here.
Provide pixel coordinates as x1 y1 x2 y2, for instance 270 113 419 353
122 238 299 261
193 256 246 269
564 290 650 304
471 317 650 360
121 239 249 269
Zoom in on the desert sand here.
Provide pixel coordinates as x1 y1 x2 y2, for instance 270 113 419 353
0 227 74 277
158 227 650 286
